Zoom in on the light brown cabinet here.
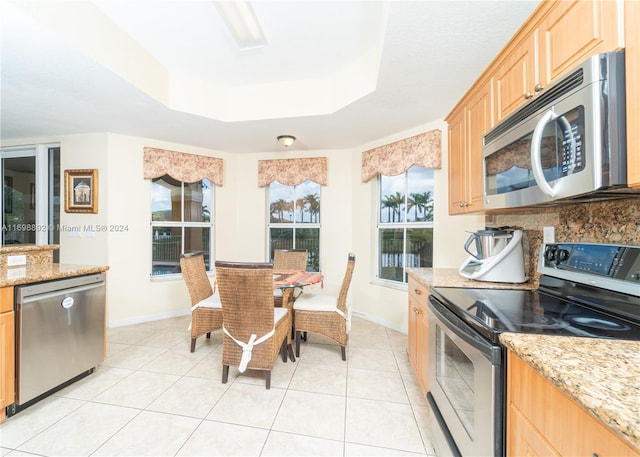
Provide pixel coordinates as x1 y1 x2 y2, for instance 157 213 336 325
626 0 640 188
492 0 622 123
507 350 640 457
446 80 491 214
407 276 429 394
0 287 15 423
447 0 637 214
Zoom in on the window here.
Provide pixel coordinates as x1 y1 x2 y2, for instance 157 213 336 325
378 165 434 283
268 180 320 271
1 145 60 253
151 175 214 276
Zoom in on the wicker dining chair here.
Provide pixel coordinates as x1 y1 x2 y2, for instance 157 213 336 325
274 249 308 272
293 253 355 361
180 252 223 353
215 261 294 389
273 249 308 307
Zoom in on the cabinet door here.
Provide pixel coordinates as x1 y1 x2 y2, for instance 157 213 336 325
407 291 419 372
417 303 429 393
466 85 492 211
447 108 466 215
0 311 15 422
539 0 622 86
493 31 538 123
626 0 640 188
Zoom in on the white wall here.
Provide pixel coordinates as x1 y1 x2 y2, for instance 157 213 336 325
3 126 483 332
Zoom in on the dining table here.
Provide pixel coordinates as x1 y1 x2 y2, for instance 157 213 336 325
273 270 324 290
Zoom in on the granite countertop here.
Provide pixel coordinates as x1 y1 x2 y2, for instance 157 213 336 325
0 244 59 254
501 333 640 451
0 263 109 287
407 267 537 290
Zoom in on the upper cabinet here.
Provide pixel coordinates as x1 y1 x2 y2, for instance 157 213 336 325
446 80 492 214
626 0 640 188
446 0 636 214
492 32 538 124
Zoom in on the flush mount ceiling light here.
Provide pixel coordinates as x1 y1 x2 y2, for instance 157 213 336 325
215 1 266 50
277 135 296 147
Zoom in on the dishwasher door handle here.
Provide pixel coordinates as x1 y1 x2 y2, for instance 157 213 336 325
19 281 105 305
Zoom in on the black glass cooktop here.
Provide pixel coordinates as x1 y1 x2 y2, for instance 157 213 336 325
430 286 640 344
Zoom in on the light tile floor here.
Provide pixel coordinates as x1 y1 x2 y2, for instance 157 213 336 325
0 315 437 456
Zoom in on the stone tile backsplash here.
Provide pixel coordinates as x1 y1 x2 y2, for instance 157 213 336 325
486 197 640 283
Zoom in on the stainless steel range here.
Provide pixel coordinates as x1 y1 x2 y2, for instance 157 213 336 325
427 242 640 457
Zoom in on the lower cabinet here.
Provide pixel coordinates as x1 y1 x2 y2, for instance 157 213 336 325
407 276 429 394
0 287 15 423
507 350 639 457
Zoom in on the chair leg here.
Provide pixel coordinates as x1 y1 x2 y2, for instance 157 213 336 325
341 346 346 361
280 339 287 362
287 344 296 362
190 338 196 353
295 331 301 357
222 365 229 384
265 371 271 390
206 332 211 339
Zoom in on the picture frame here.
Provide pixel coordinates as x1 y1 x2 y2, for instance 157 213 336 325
64 169 98 213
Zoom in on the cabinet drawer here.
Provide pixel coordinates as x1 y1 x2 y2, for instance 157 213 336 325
408 278 428 304
0 287 13 313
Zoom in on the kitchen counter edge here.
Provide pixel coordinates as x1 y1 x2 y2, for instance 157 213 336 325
1 263 110 287
500 332 640 452
407 267 536 290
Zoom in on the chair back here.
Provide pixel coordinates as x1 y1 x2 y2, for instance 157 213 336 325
180 252 213 306
273 249 307 271
336 253 356 313
215 261 275 340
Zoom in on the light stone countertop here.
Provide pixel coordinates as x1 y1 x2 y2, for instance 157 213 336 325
0 263 109 287
501 333 640 452
407 267 536 290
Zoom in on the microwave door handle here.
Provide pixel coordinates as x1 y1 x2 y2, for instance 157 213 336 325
531 109 558 197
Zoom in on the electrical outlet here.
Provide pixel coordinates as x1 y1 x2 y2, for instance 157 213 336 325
543 226 555 244
7 254 26 266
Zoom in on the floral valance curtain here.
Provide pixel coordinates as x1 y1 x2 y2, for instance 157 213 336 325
361 129 442 182
143 147 224 186
258 157 328 187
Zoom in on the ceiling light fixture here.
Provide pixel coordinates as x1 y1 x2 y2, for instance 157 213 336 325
277 135 296 147
215 1 266 50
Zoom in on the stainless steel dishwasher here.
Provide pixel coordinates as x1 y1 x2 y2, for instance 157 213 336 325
10 273 106 415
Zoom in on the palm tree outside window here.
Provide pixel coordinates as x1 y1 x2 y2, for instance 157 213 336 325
268 180 320 271
378 165 434 283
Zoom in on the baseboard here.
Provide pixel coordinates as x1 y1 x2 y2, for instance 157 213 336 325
108 309 190 328
351 310 407 335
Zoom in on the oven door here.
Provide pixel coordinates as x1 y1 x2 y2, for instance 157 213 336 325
428 296 504 457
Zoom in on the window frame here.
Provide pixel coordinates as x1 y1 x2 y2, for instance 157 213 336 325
376 166 434 285
150 176 214 279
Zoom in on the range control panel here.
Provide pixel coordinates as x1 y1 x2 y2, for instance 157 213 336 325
541 243 640 295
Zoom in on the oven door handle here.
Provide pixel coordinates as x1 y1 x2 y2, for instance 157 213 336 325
429 296 502 365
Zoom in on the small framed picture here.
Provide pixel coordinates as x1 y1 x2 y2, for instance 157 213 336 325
64 169 98 213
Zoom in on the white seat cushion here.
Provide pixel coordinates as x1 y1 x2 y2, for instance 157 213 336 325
293 293 337 312
274 306 288 324
194 294 222 309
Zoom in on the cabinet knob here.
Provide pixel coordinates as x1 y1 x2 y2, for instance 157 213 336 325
413 307 418 313
534 83 544 92
524 91 534 99
414 288 422 295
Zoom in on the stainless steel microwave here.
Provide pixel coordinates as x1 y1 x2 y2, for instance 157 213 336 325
482 50 627 209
